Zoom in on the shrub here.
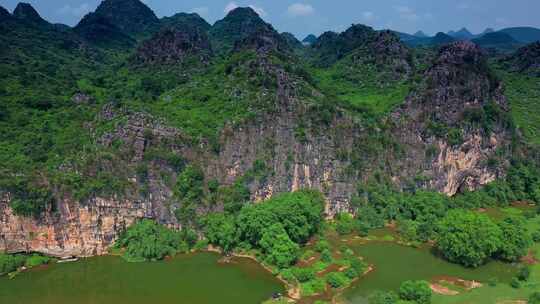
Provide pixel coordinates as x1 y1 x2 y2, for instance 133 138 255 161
517 266 531 281
529 292 540 304
398 280 432 304
292 267 315 283
320 249 333 263
336 212 355 235
344 267 359 279
314 239 330 253
24 254 50 267
510 277 521 289
326 272 350 288
0 254 26 274
368 291 399 304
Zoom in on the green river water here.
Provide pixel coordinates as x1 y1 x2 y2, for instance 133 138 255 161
342 242 518 303
0 252 284 304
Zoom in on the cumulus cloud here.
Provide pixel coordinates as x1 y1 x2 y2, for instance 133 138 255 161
224 2 266 17
56 3 91 17
189 6 209 18
361 11 376 22
287 3 315 17
393 5 419 22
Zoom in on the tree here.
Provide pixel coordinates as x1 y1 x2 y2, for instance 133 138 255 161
259 223 299 268
399 280 432 304
336 212 355 235
204 213 238 253
116 220 183 262
325 272 350 288
497 216 532 262
436 209 502 267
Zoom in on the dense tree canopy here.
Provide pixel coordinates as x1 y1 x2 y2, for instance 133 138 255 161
436 210 502 267
497 216 533 262
398 280 432 304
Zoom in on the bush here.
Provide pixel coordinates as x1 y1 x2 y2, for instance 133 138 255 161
320 249 333 263
279 268 295 283
398 280 432 304
529 292 540 304
315 239 331 253
532 230 540 242
336 213 355 235
368 291 399 304
517 266 531 281
300 277 326 296
326 272 350 288
344 267 359 279
0 254 26 274
510 277 521 289
292 267 315 283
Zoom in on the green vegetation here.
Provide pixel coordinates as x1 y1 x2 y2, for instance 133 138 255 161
114 219 192 262
0 253 50 276
399 280 432 304
436 210 502 267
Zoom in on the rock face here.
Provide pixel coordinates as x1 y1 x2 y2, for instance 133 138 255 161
136 28 212 64
392 41 510 195
504 41 540 75
0 42 514 257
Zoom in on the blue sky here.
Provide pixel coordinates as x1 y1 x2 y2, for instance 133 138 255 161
1 0 539 39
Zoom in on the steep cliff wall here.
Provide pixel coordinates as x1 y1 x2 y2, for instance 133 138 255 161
0 42 514 257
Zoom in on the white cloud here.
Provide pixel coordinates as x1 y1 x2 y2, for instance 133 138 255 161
189 6 209 18
56 3 91 17
393 5 419 22
224 2 239 14
224 2 266 17
361 11 376 22
248 5 267 17
287 3 315 17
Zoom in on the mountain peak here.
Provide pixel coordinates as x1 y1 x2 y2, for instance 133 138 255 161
0 5 11 20
449 27 474 39
160 12 211 33
13 2 47 24
209 6 275 54
302 34 317 45
414 30 428 38
77 0 158 37
225 7 261 19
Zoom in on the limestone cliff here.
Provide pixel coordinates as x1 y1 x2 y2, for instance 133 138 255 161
0 42 514 257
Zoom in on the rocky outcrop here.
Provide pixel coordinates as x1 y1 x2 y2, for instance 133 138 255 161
504 42 540 75
135 28 212 64
392 41 511 195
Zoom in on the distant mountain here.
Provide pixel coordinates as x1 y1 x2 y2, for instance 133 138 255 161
160 12 211 33
431 32 456 45
481 28 495 35
472 32 520 51
76 0 159 39
12 2 49 26
502 41 540 75
499 27 540 43
414 31 428 38
448 27 474 40
302 34 317 45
